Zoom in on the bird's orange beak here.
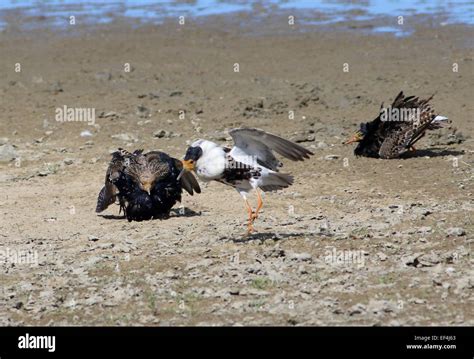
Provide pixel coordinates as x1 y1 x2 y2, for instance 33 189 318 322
344 131 363 145
181 159 196 172
344 136 358 145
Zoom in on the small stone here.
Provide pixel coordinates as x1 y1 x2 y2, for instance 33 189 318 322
136 105 148 113
418 253 440 267
298 265 308 274
324 154 340 160
0 144 18 162
88 235 99 242
367 299 396 314
377 252 388 261
446 267 455 275
417 226 432 234
103 111 117 118
349 303 366 316
404 253 423 267
446 227 466 237
49 81 63 93
111 133 137 142
289 252 312 262
99 243 114 249
153 129 171 138
95 72 112 81
293 133 315 143
32 76 44 84
63 158 74 165
80 130 93 137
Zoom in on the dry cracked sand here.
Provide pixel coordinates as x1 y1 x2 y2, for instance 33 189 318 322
0 14 473 326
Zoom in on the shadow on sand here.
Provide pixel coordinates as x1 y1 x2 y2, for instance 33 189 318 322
229 231 320 243
402 147 464 158
98 207 202 220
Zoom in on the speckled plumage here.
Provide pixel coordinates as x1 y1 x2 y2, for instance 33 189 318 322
351 92 448 159
96 148 200 221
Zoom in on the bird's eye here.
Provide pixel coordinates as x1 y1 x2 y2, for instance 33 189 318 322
189 160 194 164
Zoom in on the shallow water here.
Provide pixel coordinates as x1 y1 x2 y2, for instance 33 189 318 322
0 0 473 34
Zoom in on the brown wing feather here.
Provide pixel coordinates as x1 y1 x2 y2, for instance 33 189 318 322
96 150 125 212
173 158 201 195
379 93 438 158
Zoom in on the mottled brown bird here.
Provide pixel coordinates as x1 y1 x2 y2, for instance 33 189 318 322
96 148 200 221
345 91 448 158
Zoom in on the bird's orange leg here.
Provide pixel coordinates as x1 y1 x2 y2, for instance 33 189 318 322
245 199 254 234
252 189 263 221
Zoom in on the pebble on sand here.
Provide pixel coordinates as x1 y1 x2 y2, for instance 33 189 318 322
446 227 466 237
0 144 18 162
111 133 137 142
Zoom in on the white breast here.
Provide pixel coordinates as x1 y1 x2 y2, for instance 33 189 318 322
196 146 226 180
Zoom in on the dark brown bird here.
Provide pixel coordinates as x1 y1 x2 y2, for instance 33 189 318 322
345 91 448 158
96 148 200 221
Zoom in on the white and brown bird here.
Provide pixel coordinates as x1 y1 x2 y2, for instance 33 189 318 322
180 128 313 233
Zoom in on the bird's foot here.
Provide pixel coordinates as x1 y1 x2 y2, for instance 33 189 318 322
246 219 258 235
246 224 254 235
409 146 416 152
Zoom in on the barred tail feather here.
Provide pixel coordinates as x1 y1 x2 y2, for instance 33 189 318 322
260 172 294 192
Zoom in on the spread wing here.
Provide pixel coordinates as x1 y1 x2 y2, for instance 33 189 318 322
96 150 127 212
229 128 314 171
378 92 442 158
173 158 201 195
380 91 436 133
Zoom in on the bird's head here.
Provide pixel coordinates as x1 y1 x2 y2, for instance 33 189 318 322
138 172 155 195
181 139 219 171
182 144 203 172
344 123 368 145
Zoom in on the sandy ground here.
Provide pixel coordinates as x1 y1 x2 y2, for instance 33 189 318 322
0 16 473 325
